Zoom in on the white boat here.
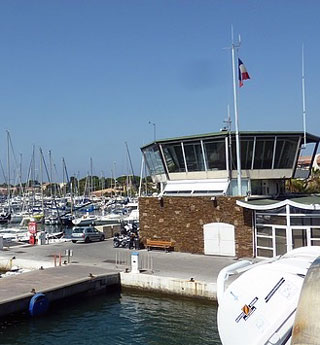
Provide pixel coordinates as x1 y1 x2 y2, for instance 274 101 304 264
9 212 24 223
95 212 123 225
72 214 97 226
217 246 320 345
0 227 29 243
122 208 139 223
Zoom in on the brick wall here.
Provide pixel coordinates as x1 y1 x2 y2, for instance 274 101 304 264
139 196 253 258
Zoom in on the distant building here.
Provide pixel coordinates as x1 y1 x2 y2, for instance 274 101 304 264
139 130 320 258
297 154 320 171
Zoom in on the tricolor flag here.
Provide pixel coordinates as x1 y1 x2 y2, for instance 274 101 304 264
238 58 250 87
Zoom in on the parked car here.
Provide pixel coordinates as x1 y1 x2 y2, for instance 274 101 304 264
71 226 105 243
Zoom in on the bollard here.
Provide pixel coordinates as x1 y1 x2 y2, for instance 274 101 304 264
38 231 46 245
9 257 14 270
131 252 139 274
65 249 73 264
59 253 62 266
54 255 56 267
0 236 3 250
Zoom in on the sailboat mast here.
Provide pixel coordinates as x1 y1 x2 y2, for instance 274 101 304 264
62 158 65 197
125 142 136 194
90 157 93 195
49 150 53 196
138 155 144 197
6 130 11 212
113 161 117 196
32 145 35 211
302 44 307 148
19 153 23 197
110 169 113 198
39 148 44 218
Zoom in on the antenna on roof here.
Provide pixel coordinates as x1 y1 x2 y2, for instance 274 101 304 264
221 105 232 131
301 44 307 149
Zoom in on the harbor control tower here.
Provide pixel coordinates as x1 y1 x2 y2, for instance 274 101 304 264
141 130 319 197
139 130 320 259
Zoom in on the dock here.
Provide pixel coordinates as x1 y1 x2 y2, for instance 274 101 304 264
0 239 238 317
0 265 120 317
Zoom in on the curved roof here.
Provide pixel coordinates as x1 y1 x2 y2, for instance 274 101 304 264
141 130 320 149
237 195 320 211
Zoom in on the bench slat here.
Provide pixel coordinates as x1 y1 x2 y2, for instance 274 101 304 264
146 239 175 251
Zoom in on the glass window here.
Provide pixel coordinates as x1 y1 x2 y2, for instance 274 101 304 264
253 138 275 169
311 240 320 246
241 139 254 169
203 140 226 170
274 137 298 169
231 138 254 170
275 228 287 256
257 226 272 236
290 207 320 215
143 145 165 175
165 190 192 195
257 237 273 248
261 206 286 214
251 180 262 195
257 248 273 258
183 142 205 172
311 228 320 238
292 228 308 249
256 214 286 225
290 217 320 226
162 144 185 173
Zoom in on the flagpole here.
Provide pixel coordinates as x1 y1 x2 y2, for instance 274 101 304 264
231 27 242 196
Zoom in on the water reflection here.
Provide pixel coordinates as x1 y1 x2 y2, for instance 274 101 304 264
0 291 221 345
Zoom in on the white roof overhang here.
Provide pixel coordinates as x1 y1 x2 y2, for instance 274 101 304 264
162 179 230 196
237 199 320 211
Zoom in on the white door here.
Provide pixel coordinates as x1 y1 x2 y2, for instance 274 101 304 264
203 222 235 256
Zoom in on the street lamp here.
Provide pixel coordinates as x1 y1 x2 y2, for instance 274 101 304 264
148 121 156 141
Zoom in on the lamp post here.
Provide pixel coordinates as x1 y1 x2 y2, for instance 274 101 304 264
148 121 156 141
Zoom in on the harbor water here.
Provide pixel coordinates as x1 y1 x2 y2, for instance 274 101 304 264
0 290 222 345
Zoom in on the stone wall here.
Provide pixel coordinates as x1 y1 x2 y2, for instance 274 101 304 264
139 196 253 258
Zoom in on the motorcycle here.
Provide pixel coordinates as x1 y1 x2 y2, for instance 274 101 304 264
113 231 140 249
113 233 130 248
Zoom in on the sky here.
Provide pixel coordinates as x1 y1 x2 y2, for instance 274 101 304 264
0 0 320 183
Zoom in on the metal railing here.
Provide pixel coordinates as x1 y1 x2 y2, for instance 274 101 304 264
115 251 153 273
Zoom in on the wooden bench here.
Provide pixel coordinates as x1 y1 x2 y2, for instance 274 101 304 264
146 239 175 252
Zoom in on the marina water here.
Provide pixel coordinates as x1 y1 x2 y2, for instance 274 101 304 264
0 290 221 345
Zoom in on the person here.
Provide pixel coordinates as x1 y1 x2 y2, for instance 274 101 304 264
134 235 140 250
129 232 135 249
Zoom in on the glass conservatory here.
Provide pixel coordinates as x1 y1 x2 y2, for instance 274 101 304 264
238 196 320 258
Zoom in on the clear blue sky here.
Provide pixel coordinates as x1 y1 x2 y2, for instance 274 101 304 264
0 0 319 183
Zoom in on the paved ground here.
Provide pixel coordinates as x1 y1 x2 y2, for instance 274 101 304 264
0 264 119 317
0 265 116 300
0 238 241 283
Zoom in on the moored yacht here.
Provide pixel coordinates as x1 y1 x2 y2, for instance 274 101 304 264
217 246 320 345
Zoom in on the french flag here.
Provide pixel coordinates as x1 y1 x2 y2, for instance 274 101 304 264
238 58 250 87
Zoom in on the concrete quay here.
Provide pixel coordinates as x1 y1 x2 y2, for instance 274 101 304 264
0 265 119 317
0 238 241 311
